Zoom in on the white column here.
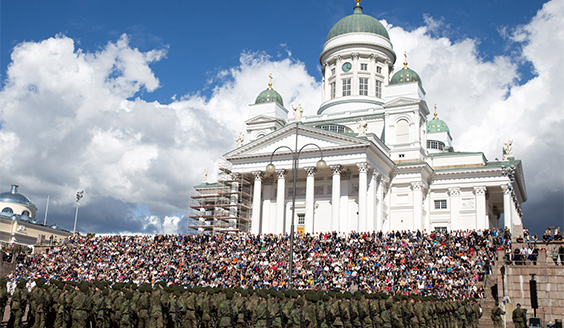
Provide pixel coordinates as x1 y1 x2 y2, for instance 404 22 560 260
262 179 273 234
474 186 487 230
276 170 287 235
412 182 424 231
501 185 512 234
357 162 369 232
367 171 378 232
304 166 317 234
251 171 263 234
448 187 461 231
383 179 391 231
375 173 383 232
352 53 359 95
330 165 342 231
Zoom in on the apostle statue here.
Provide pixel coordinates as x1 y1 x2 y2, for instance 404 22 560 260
236 132 244 148
358 118 368 137
502 139 513 160
293 104 303 122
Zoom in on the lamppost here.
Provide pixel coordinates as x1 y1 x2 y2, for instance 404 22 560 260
265 123 326 289
73 190 84 234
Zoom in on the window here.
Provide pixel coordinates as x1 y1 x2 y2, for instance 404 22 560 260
359 78 368 96
376 66 382 74
331 68 335 76
21 210 30 217
435 227 447 232
434 200 447 209
330 82 336 99
316 124 353 134
399 154 405 158
375 80 382 98
342 78 351 96
427 140 445 150
298 214 305 225
1 207 13 214
360 63 368 71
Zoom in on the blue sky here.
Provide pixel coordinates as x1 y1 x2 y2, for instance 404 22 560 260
0 0 562 236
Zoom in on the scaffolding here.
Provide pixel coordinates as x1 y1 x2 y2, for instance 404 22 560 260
189 164 253 234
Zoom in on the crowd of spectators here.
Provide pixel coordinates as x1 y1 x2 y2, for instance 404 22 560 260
7 229 506 300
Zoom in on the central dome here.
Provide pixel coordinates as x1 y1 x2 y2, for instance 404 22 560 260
326 5 390 42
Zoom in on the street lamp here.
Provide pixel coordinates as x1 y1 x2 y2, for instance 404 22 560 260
265 123 326 289
73 190 84 234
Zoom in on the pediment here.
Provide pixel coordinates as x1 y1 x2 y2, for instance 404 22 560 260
225 124 370 159
384 97 421 109
245 115 285 125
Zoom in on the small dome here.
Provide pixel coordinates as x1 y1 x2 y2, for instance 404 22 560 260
0 185 36 209
427 118 450 133
390 52 422 86
427 108 450 133
255 75 284 106
255 88 284 106
326 4 390 42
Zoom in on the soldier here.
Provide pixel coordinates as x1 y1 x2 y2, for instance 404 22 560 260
136 283 151 328
218 289 237 327
8 279 28 328
512 303 527 328
456 300 468 328
288 297 313 327
253 290 271 328
182 287 198 328
0 278 8 323
119 290 136 328
490 302 505 328
151 282 167 328
71 283 92 328
30 279 51 328
380 295 393 328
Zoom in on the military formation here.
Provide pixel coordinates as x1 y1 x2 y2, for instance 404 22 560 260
1 278 484 328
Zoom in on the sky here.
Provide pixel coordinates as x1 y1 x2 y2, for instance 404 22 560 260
0 0 562 236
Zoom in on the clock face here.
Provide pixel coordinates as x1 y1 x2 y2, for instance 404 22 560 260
342 62 352 72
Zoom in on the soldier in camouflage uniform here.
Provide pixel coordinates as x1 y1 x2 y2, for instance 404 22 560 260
71 283 92 328
491 302 505 328
0 278 8 324
8 279 28 328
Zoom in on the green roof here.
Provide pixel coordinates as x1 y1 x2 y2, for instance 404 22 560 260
255 87 283 106
326 6 390 42
390 67 422 86
427 118 450 133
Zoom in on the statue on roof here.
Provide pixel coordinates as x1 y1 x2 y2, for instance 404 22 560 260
292 104 303 122
203 169 208 183
236 132 244 148
502 139 513 160
358 118 368 137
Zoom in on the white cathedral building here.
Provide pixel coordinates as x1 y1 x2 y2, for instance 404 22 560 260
190 1 526 237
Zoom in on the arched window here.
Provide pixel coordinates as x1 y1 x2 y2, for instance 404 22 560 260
1 207 13 214
21 210 30 217
396 119 409 143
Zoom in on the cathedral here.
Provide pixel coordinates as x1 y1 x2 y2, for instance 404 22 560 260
190 1 526 236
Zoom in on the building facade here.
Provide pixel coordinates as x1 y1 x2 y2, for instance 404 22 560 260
0 185 72 247
191 1 526 236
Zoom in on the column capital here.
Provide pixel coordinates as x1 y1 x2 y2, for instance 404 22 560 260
352 52 359 59
356 162 369 173
500 184 512 194
474 186 487 195
448 187 461 196
411 181 424 191
372 171 381 181
304 166 317 176
252 171 264 180
276 169 287 179
330 164 343 175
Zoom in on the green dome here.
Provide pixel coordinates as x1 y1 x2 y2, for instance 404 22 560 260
390 67 422 85
255 87 284 106
390 52 422 86
326 6 390 42
427 118 450 134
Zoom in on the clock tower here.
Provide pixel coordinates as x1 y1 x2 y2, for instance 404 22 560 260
318 0 396 115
